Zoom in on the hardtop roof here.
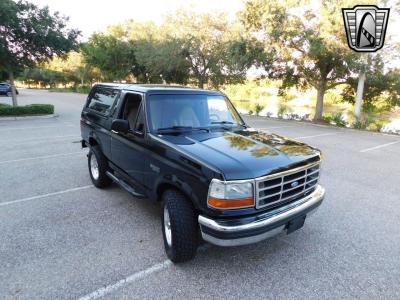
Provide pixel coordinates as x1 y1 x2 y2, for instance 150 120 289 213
94 83 223 95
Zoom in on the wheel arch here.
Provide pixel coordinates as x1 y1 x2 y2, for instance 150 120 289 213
156 181 195 207
88 136 99 147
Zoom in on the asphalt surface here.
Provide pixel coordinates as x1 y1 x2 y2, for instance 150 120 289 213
0 89 399 300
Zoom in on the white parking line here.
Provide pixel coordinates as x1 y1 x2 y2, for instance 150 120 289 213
0 151 84 165
0 124 75 131
78 260 172 300
360 141 400 153
294 132 340 139
2 134 79 143
0 185 93 207
78 244 212 300
258 125 293 130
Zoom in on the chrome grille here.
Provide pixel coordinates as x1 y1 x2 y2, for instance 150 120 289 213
255 162 320 209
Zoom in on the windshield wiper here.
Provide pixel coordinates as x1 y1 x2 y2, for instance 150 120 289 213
210 121 248 130
157 126 210 134
211 121 235 125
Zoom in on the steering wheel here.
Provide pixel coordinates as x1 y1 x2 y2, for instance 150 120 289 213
209 114 220 122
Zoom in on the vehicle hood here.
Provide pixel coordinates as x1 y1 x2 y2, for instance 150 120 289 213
155 128 321 180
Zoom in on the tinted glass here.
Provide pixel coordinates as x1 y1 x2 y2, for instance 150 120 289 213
88 88 119 115
147 94 243 131
135 103 145 132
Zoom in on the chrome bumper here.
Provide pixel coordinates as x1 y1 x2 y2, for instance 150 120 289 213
198 185 325 247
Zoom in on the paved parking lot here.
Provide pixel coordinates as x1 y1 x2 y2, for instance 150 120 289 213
1 89 400 299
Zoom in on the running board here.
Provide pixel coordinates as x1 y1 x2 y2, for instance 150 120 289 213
106 171 145 198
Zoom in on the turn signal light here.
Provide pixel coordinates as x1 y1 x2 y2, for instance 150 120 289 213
207 196 254 209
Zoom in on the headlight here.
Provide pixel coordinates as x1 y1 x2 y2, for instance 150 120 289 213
208 179 254 209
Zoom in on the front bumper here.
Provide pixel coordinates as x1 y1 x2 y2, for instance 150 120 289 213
198 185 325 246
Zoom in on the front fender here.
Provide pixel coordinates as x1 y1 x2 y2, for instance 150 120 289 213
151 172 209 212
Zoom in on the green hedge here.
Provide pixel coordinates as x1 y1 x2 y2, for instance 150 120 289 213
0 104 54 116
49 86 91 94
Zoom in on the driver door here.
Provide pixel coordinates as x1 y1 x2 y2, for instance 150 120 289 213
111 92 146 188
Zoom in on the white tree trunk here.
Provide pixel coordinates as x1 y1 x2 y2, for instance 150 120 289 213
9 71 18 107
354 71 366 120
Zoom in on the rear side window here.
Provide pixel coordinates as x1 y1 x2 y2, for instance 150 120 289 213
87 88 119 115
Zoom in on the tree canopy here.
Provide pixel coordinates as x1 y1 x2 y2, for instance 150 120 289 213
240 0 378 121
80 11 255 88
0 0 80 104
12 1 400 122
81 34 136 81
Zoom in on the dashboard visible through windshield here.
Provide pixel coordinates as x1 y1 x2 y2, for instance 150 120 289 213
146 94 244 132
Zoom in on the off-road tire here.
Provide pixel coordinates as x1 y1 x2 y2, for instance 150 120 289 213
88 146 112 188
161 190 199 263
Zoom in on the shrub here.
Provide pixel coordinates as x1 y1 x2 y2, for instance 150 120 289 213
322 114 333 124
369 120 389 132
0 104 54 116
353 111 376 129
277 104 287 119
331 112 347 127
352 120 364 129
248 110 253 115
254 103 264 116
49 85 91 94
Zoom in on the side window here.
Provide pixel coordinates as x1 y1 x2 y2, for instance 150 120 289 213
87 88 119 115
122 93 142 130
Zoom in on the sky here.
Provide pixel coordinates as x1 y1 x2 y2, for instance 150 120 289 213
30 0 399 67
30 0 399 45
30 0 245 40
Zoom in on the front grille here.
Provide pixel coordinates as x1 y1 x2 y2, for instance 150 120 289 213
255 162 320 209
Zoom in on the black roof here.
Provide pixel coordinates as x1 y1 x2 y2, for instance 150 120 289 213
94 83 222 96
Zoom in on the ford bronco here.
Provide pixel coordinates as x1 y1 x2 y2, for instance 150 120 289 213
81 83 325 262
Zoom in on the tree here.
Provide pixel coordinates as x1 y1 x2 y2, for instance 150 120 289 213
342 63 400 111
0 0 80 105
81 33 136 81
44 51 99 87
133 38 190 84
240 0 366 121
163 10 253 88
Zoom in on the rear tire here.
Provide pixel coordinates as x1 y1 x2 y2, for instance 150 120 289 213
6 91 11 97
161 190 198 263
88 146 112 188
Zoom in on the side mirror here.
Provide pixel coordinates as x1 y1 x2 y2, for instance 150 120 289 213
111 119 129 134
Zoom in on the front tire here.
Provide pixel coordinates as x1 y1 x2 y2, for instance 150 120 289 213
162 190 199 263
88 146 112 188
6 91 11 97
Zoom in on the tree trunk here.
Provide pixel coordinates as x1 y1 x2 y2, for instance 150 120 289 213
354 71 366 121
313 88 325 122
198 77 204 89
8 71 18 107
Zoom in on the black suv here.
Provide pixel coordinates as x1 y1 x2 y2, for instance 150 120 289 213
81 83 325 262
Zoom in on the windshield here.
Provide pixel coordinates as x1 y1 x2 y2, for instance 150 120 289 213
147 94 244 132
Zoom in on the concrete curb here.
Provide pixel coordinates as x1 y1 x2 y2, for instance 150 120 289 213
0 114 59 121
